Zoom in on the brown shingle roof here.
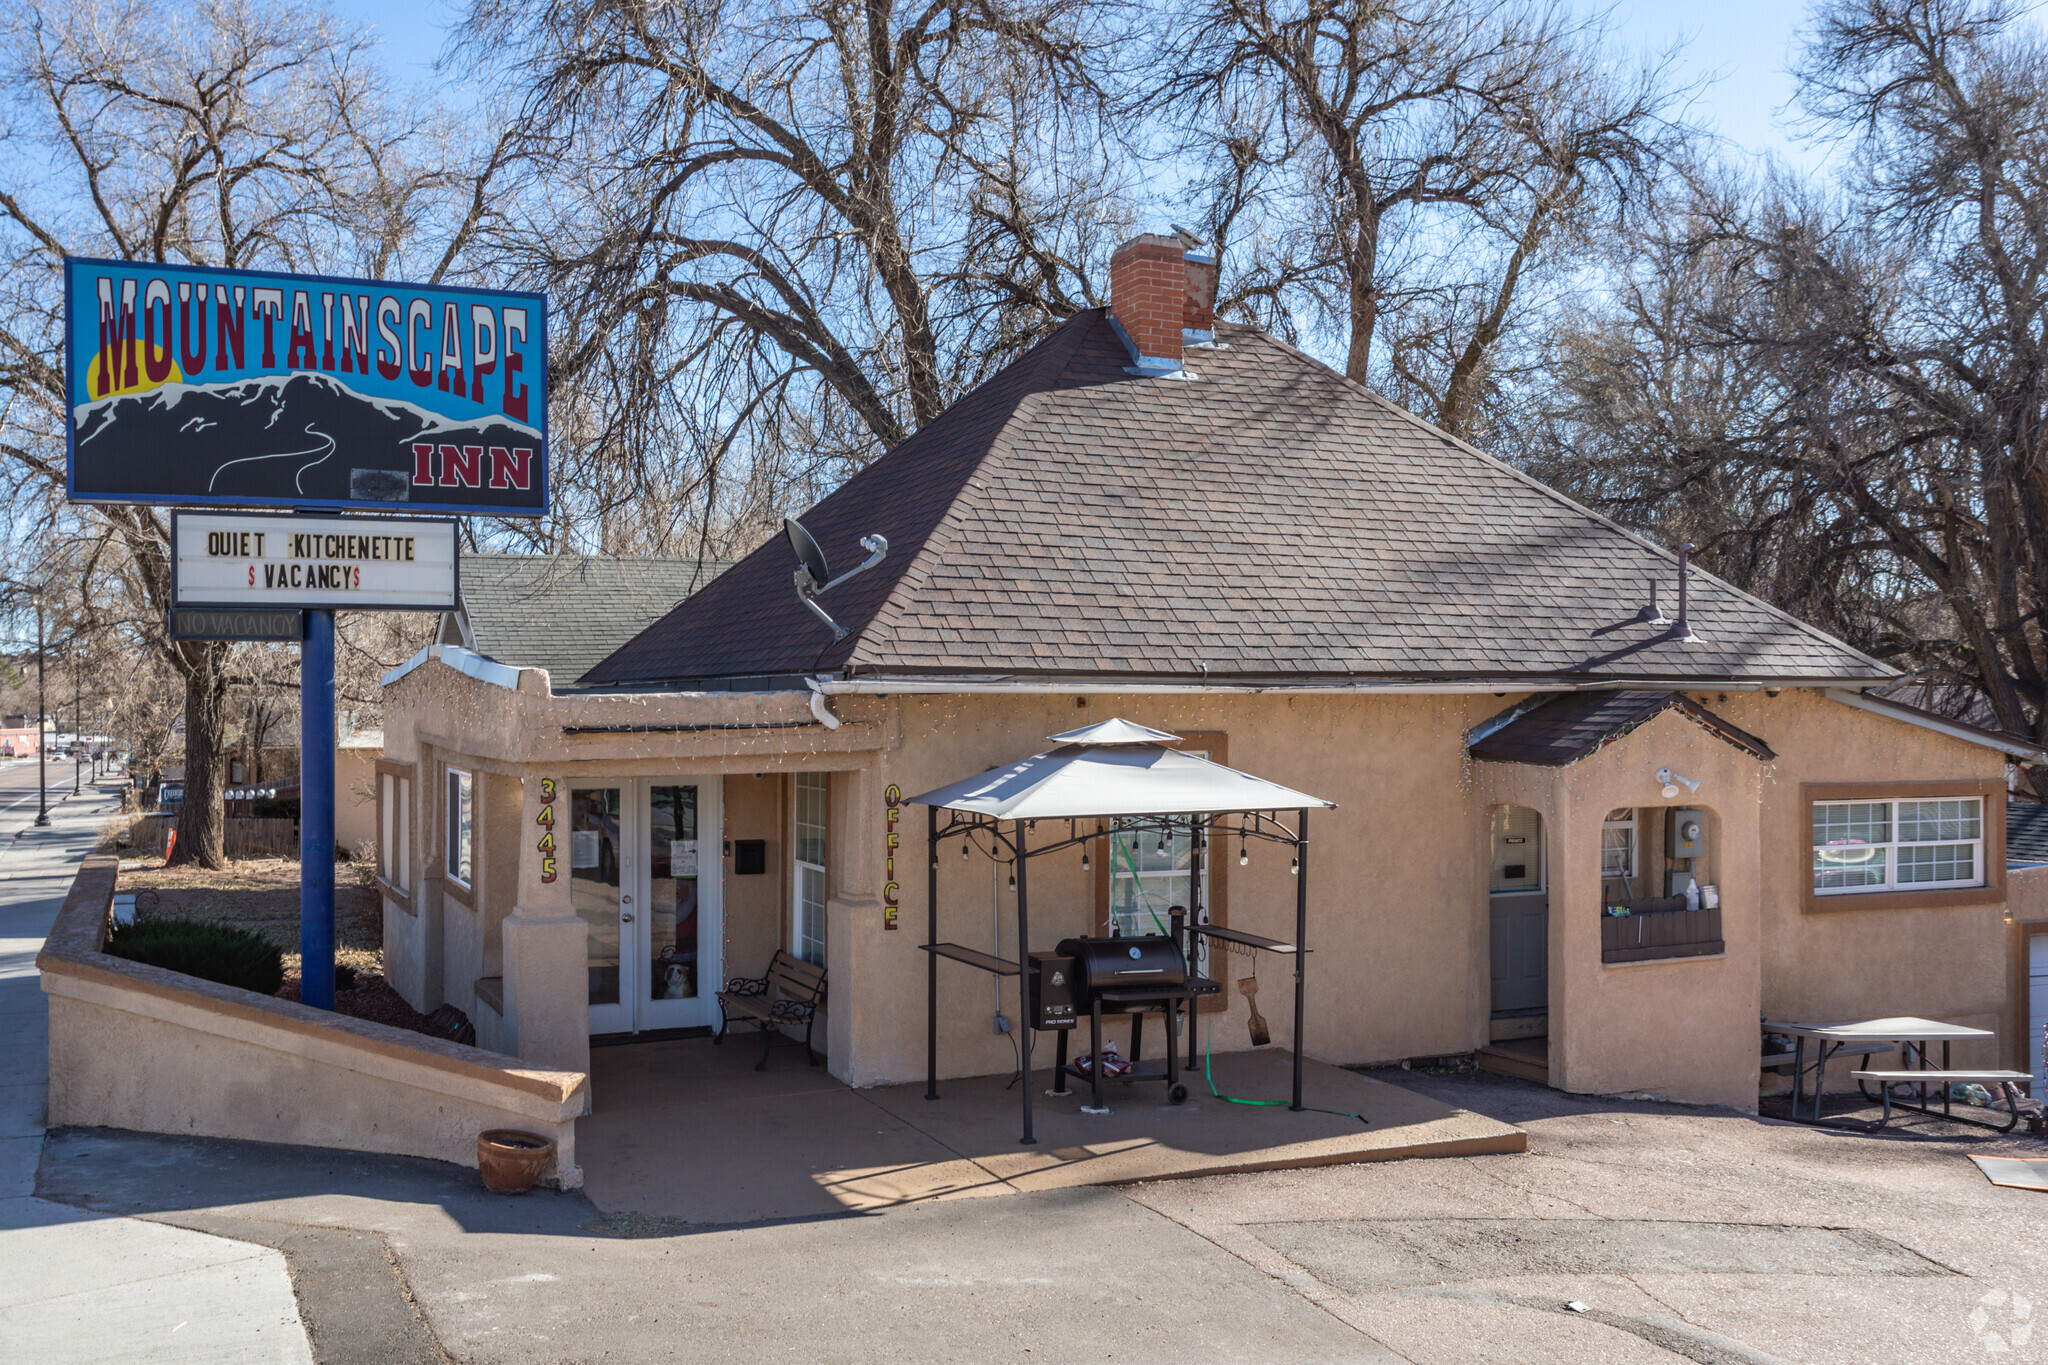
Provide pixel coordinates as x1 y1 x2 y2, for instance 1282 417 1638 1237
1469 690 1776 766
583 311 1894 688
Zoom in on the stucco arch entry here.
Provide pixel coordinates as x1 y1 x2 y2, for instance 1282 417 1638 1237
1473 706 1769 1111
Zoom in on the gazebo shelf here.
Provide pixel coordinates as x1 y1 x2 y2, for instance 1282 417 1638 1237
919 942 1020 976
1190 923 1304 955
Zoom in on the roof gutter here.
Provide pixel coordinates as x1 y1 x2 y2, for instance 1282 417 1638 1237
806 676 1882 698
805 677 842 730
1822 687 2044 761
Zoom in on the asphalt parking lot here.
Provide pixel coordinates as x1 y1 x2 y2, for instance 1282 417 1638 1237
27 1067 2046 1364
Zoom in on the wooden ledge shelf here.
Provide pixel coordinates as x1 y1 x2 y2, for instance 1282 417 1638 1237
920 942 1019 976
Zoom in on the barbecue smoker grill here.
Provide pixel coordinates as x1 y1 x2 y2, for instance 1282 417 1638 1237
1050 932 1197 1111
1058 934 1186 994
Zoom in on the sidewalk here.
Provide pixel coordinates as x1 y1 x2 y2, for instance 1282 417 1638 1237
0 788 312 1363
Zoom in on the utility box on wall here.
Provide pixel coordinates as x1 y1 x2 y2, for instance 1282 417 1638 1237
1667 807 1706 860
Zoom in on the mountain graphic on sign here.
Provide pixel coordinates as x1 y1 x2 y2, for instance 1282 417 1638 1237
71 372 543 507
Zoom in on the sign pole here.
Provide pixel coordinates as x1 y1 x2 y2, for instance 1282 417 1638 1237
299 608 336 1010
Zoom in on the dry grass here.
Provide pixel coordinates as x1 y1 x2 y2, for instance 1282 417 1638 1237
119 855 384 975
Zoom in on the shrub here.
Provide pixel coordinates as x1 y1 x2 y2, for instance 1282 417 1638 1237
252 796 299 820
334 962 358 992
104 918 285 996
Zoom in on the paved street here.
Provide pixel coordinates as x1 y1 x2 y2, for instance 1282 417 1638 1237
5 805 2044 1363
0 783 313 1363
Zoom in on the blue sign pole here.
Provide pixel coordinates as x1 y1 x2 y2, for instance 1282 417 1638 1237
299 608 336 1010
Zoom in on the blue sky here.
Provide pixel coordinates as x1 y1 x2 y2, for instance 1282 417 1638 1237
344 0 1825 165
1603 0 1824 171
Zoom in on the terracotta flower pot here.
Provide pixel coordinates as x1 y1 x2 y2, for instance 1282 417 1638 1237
477 1129 554 1194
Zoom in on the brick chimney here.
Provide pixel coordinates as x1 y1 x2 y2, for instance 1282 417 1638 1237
1109 234 1189 373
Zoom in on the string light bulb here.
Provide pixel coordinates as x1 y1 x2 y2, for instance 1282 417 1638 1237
1290 853 1300 876
1081 848 1090 871
961 839 970 859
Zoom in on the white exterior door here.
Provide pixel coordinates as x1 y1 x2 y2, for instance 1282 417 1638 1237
573 778 724 1035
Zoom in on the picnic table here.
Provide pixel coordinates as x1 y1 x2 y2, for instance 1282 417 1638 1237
1766 1016 2029 1132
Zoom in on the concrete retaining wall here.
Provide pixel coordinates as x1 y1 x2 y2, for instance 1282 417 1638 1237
38 855 587 1186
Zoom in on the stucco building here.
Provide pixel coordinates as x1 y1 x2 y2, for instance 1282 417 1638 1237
377 233 2043 1114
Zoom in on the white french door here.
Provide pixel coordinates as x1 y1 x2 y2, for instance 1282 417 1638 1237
569 778 723 1035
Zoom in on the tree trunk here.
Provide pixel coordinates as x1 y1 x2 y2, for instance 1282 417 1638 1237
171 642 231 869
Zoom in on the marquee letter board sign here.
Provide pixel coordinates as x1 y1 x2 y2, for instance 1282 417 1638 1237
64 258 547 516
171 512 458 611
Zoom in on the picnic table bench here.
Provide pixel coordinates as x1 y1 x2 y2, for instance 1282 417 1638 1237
1851 1068 2032 1133
1769 1016 2025 1133
715 949 827 1071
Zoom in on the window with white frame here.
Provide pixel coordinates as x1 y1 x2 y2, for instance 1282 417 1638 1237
793 772 828 964
380 770 411 893
446 768 472 887
1108 821 1202 937
1812 797 1984 895
1601 808 1638 879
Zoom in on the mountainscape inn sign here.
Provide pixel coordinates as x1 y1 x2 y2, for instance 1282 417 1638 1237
172 512 460 612
65 258 547 516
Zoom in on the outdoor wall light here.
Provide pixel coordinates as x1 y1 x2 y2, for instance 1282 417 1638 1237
1656 767 1701 799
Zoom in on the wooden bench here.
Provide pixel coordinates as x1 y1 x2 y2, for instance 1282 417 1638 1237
1851 1069 2033 1132
715 950 827 1070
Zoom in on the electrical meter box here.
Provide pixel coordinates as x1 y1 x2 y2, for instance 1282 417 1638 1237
1667 807 1706 859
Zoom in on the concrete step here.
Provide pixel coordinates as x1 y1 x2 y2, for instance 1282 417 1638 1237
1477 1039 1549 1085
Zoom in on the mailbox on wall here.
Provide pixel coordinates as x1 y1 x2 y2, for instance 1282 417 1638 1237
1667 807 1706 860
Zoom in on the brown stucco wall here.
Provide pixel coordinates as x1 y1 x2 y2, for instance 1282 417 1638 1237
1722 689 2010 1081
379 655 2019 1112
41 855 586 1184
1473 708 1766 1110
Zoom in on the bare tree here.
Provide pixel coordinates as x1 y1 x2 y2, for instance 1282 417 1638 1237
458 0 1135 558
0 0 501 865
1524 0 2048 765
1162 0 1681 439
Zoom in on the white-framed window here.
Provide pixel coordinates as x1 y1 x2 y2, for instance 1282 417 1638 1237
1601 808 1638 879
446 768 473 887
380 770 411 893
1812 796 1984 895
1108 821 1202 937
793 772 827 964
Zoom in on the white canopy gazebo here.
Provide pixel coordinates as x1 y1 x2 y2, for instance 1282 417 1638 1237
908 719 1335 1144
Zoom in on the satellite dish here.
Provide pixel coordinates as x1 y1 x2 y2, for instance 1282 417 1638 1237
784 518 830 591
782 515 889 642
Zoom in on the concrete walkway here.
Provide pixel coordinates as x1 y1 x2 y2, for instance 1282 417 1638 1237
0 785 313 1364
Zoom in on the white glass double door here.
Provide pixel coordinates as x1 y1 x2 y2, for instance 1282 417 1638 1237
569 778 723 1034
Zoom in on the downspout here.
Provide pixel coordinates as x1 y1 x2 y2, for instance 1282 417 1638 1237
805 677 842 731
